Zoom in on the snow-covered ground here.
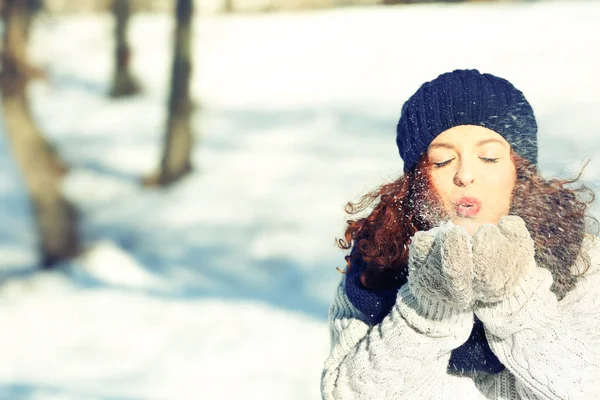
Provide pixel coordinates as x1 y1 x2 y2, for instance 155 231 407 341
0 1 599 399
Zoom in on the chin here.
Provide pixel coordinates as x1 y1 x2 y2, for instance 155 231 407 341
451 218 489 236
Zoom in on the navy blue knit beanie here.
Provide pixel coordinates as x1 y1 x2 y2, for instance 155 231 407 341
396 69 538 172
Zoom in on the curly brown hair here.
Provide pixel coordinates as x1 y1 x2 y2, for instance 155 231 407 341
338 153 597 299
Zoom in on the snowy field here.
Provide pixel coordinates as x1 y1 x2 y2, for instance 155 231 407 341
1 0 600 399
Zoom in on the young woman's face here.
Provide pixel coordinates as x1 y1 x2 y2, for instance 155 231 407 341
426 125 517 235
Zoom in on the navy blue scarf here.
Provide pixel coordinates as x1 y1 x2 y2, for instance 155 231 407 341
344 254 505 375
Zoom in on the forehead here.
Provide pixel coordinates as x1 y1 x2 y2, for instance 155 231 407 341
430 125 510 148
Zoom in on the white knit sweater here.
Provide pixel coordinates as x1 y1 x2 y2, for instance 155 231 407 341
321 235 600 399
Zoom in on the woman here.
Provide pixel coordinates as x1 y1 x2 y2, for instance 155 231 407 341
321 69 600 399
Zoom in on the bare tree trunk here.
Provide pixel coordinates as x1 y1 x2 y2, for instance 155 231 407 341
109 0 140 97
0 0 79 267
156 0 195 186
223 0 234 13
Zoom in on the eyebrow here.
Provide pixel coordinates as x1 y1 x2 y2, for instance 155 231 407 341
428 138 507 150
476 138 507 147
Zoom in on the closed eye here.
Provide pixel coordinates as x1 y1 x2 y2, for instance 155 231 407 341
480 157 499 164
433 159 453 168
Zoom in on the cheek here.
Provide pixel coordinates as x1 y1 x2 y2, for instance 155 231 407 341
429 171 455 206
482 168 516 213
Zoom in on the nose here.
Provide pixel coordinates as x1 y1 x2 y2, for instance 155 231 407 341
453 160 474 187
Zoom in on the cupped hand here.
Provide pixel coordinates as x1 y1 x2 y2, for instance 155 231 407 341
408 223 475 309
471 215 536 304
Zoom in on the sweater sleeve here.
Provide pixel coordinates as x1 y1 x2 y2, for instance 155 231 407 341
321 276 474 399
475 236 600 400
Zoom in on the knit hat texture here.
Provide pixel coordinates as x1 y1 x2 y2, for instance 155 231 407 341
396 69 538 172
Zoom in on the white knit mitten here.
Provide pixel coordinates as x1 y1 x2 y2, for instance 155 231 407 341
408 223 475 310
472 215 536 303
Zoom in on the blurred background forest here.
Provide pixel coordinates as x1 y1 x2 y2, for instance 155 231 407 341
13 0 538 14
0 0 598 399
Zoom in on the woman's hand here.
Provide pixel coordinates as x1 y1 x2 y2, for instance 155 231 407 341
408 223 475 309
471 215 536 303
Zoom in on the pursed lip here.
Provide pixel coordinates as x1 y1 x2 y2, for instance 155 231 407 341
455 196 482 217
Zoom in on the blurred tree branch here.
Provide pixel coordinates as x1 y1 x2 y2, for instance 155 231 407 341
109 0 141 97
146 0 195 187
0 0 79 267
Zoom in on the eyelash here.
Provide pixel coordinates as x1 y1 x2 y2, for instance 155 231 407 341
433 157 499 168
433 159 453 168
481 158 499 164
